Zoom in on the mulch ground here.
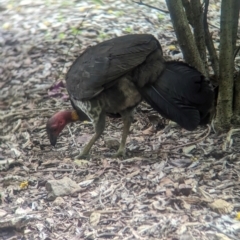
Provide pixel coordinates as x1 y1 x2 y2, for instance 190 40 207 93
1 0 240 239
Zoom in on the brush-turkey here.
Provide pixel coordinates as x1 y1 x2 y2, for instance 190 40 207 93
46 34 214 158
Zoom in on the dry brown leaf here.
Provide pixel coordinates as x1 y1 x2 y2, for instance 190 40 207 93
126 169 140 178
198 187 214 202
131 136 145 142
142 126 154 135
168 158 193 168
0 209 7 218
41 159 61 166
137 224 152 234
181 196 202 205
102 159 110 168
152 200 166 211
181 200 191 210
79 179 94 187
76 133 92 144
182 145 196 154
165 189 173 198
159 177 174 187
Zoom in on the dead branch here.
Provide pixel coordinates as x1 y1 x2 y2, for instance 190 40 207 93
133 0 169 14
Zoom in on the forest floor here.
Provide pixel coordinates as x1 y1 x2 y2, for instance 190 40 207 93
1 0 240 239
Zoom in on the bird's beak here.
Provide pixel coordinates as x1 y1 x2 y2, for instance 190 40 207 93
49 134 57 146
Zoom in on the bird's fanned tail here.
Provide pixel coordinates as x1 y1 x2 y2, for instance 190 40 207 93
139 61 214 131
140 83 201 131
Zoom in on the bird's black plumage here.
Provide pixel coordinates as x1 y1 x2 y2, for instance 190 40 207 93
66 34 164 100
139 61 214 130
61 34 214 158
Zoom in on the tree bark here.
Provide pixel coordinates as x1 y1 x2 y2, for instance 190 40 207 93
232 0 240 52
232 0 240 124
165 0 207 76
181 0 194 26
215 0 234 130
203 0 219 78
190 0 207 69
233 72 240 121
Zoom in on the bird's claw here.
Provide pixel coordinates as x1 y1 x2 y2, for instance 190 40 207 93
104 150 126 158
74 152 90 160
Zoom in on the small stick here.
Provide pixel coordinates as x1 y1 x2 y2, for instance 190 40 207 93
168 124 211 150
67 125 78 147
133 0 169 14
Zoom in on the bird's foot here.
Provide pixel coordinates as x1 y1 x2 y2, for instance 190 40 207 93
74 152 90 160
113 150 126 158
104 149 126 158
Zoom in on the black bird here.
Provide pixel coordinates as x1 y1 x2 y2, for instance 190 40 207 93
46 34 214 158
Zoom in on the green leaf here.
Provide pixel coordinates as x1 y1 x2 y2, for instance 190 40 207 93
124 27 133 33
44 31 52 40
71 27 82 35
158 13 165 20
99 32 108 40
91 0 104 5
57 14 64 23
115 11 124 17
58 33 66 39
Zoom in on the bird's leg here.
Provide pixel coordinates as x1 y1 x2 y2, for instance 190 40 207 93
113 110 133 158
75 112 105 159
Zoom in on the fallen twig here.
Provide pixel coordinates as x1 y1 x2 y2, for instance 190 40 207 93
0 108 62 121
29 168 88 173
133 0 169 14
168 124 211 150
222 128 240 150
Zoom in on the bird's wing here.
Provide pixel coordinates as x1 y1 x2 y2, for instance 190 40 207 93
66 34 162 100
139 61 214 131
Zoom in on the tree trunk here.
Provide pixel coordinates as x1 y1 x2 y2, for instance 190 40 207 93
203 0 219 78
215 0 234 130
232 0 240 124
233 72 240 122
232 0 240 52
190 0 207 68
165 0 207 76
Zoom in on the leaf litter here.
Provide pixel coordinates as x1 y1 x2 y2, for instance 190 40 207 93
0 0 240 239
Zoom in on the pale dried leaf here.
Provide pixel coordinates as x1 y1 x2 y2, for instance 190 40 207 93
209 199 234 214
89 212 101 227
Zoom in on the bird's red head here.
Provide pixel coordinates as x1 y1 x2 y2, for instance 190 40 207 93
46 110 79 146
